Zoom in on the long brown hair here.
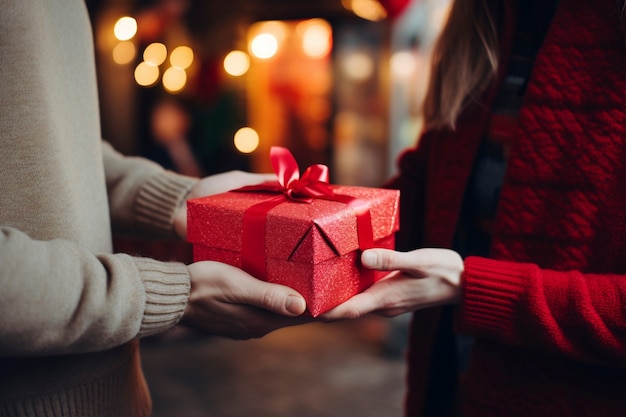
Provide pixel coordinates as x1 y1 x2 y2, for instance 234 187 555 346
421 0 626 131
422 0 503 130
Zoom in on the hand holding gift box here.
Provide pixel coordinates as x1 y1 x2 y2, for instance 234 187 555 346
187 147 399 316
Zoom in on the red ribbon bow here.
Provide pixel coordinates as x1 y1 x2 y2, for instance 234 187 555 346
237 146 334 202
236 147 375 289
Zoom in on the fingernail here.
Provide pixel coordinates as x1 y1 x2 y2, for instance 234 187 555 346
362 250 377 267
285 295 306 315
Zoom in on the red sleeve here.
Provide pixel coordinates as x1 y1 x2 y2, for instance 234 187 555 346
458 256 626 367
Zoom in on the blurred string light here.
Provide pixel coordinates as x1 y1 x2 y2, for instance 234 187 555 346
341 0 387 21
134 61 160 86
341 51 375 81
237 18 334 155
258 21 288 44
233 127 260 153
162 46 194 93
249 21 289 60
298 19 332 58
134 42 166 87
143 42 167 66
111 15 194 93
170 46 194 69
114 16 137 41
390 50 417 80
250 33 279 59
111 16 138 64
247 19 331 61
223 50 250 77
131 42 193 93
162 67 187 93
112 41 136 65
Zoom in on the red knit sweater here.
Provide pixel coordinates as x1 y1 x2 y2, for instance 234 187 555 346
394 0 626 415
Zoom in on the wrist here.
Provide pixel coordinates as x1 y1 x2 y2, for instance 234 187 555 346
173 203 188 240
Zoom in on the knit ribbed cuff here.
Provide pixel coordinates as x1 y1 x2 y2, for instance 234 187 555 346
135 172 197 236
458 256 537 341
134 257 191 338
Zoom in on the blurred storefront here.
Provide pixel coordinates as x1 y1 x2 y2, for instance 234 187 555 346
87 0 449 282
88 0 446 185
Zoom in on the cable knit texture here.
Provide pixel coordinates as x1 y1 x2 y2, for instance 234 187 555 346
395 0 626 415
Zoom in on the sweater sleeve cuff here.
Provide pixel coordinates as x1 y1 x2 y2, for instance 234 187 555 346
134 257 191 338
457 256 535 340
135 172 197 236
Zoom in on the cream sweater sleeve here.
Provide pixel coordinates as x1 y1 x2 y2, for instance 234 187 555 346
0 227 191 357
0 144 198 357
0 0 200 358
102 141 198 238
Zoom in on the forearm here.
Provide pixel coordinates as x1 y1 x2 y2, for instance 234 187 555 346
459 256 626 366
0 227 190 357
102 141 197 239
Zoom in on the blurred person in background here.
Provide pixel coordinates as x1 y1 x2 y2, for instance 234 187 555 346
325 0 626 416
0 1 308 416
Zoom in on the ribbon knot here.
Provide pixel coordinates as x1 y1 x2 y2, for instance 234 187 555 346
235 146 375 290
238 146 335 203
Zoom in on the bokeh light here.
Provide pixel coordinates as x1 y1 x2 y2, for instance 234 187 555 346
162 67 187 93
390 51 416 80
233 127 260 153
342 0 388 21
112 41 136 65
250 33 279 59
134 61 160 86
341 51 374 81
143 43 167 66
223 50 251 76
170 46 194 69
299 19 332 58
256 21 288 43
114 16 137 41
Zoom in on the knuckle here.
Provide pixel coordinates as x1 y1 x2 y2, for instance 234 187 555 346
261 287 283 311
343 307 365 320
378 252 396 270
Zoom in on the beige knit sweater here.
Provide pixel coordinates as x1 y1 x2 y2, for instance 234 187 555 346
0 1 198 415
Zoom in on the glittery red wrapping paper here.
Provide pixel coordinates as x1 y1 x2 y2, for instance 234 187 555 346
187 185 400 317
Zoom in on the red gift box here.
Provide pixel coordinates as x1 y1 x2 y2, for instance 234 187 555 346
187 147 400 316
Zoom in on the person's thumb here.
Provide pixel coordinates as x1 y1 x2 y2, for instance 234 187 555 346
361 248 403 271
284 293 307 315
244 280 307 316
362 248 463 281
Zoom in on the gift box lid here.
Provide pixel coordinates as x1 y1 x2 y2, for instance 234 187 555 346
187 185 399 264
